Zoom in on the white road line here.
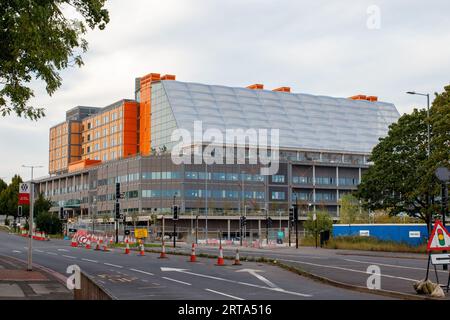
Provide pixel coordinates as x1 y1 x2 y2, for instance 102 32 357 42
62 255 76 259
205 288 244 300
82 258 98 263
161 268 311 297
12 250 21 253
57 249 69 252
161 277 192 286
46 252 58 255
129 268 154 276
104 263 123 268
35 249 44 253
279 258 419 282
343 258 448 274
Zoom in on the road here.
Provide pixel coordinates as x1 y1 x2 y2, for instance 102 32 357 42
174 243 449 297
0 232 387 300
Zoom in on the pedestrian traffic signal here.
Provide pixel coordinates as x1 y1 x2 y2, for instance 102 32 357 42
293 204 299 221
173 205 179 220
267 217 273 228
17 206 22 217
59 207 64 219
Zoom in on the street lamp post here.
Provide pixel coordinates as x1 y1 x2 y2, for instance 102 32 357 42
22 165 43 271
406 91 431 234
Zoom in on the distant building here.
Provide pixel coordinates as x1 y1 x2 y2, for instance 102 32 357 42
36 72 400 235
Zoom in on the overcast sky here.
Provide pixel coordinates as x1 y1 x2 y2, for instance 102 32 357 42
1 0 449 182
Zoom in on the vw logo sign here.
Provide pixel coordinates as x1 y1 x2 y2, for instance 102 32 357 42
20 183 30 193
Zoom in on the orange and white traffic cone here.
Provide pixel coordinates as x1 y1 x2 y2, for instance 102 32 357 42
103 238 109 252
124 242 130 254
70 236 77 247
158 240 167 259
85 239 91 249
110 236 113 245
232 248 242 265
138 243 145 256
94 238 100 251
189 243 197 262
216 245 225 266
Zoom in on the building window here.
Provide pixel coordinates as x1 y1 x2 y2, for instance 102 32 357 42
271 191 285 200
293 176 311 184
87 123 91 129
272 175 285 183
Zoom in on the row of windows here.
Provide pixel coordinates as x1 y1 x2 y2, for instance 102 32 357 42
185 190 265 200
185 172 265 182
292 176 359 185
85 111 123 130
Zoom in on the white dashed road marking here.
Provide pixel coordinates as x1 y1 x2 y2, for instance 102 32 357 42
104 263 123 268
82 258 98 263
62 255 76 259
162 277 192 286
129 268 154 276
205 288 244 300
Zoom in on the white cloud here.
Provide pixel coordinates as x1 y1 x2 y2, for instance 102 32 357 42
1 0 449 182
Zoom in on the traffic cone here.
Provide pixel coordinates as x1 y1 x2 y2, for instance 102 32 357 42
216 245 225 266
70 236 77 247
232 248 242 265
158 240 167 259
138 243 145 256
99 235 103 244
124 242 130 254
102 239 109 252
94 238 100 251
85 239 91 249
110 236 113 245
189 243 197 262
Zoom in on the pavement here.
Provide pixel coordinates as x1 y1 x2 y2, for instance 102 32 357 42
0 253 72 300
0 231 388 300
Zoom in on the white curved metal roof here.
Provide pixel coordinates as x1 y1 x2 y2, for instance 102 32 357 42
162 80 400 154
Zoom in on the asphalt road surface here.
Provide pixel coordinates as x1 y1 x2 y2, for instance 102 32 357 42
175 243 449 297
0 232 387 300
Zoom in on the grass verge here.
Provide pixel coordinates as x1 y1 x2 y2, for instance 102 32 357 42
300 236 427 254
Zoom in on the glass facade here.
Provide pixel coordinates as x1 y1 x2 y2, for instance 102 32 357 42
150 82 178 151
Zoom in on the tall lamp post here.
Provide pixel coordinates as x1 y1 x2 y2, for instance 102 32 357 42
406 91 431 234
22 165 43 271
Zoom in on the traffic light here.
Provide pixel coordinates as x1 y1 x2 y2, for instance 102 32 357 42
17 206 23 217
115 202 120 219
115 182 121 200
59 207 64 219
267 217 273 228
173 205 179 220
240 216 247 227
289 207 295 224
293 204 298 222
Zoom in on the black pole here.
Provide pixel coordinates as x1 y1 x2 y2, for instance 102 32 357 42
173 219 176 248
240 217 243 246
195 215 198 245
442 183 448 270
288 220 291 247
295 217 298 249
265 210 269 244
315 218 318 248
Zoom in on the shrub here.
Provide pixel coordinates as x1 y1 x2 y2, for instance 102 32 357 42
36 211 62 234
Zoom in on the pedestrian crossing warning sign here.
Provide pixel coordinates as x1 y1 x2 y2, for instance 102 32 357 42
427 220 450 252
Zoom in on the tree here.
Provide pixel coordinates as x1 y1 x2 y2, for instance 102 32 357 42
339 194 368 224
0 175 22 220
0 0 109 120
36 211 62 234
355 85 450 231
34 192 53 216
303 210 333 236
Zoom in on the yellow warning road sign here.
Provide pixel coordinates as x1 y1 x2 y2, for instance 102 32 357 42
134 228 148 239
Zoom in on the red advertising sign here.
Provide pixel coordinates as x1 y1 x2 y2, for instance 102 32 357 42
18 183 30 205
18 193 30 205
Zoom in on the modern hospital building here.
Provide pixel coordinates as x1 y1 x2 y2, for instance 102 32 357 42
35 72 400 235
